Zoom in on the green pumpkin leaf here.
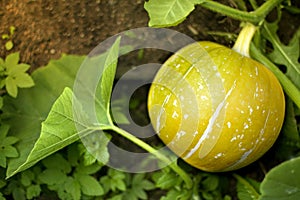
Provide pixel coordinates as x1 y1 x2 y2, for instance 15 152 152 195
260 157 300 200
3 54 85 178
275 98 300 160
144 0 198 27
281 98 300 141
5 37 122 178
6 88 84 177
100 40 121 115
262 23 300 89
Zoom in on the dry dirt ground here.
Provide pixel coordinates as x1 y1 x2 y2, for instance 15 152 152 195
1 0 298 70
1 0 298 71
0 0 243 70
0 0 299 69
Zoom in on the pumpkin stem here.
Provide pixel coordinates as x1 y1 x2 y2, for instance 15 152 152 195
232 23 257 57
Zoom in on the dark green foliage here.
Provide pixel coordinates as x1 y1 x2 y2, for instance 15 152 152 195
0 1 299 199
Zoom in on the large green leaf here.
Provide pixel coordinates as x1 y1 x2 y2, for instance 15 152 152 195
262 23 300 89
5 37 121 178
281 99 300 141
3 54 85 178
275 98 300 160
260 157 300 200
144 0 203 27
7 88 96 177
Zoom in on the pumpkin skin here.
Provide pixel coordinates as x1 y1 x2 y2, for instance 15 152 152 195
147 41 285 172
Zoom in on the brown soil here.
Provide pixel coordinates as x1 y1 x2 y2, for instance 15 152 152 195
0 0 243 71
0 1 298 70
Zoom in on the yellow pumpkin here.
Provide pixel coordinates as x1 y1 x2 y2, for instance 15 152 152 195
147 41 285 172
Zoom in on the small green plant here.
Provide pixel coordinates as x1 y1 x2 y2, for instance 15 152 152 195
0 52 34 97
2 167 42 200
2 26 15 51
0 124 18 168
38 149 104 200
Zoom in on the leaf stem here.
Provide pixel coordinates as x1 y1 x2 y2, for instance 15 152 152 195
232 23 257 57
199 0 284 23
111 125 193 189
250 43 300 109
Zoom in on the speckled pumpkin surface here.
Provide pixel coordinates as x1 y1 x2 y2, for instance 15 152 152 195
148 41 285 172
